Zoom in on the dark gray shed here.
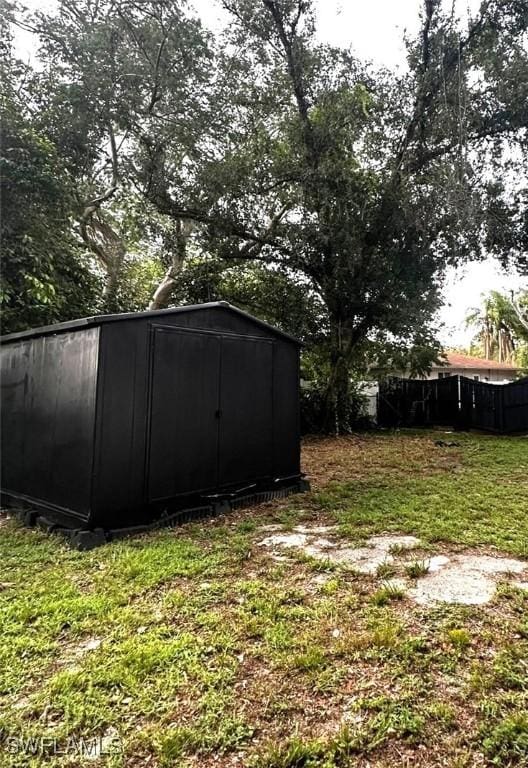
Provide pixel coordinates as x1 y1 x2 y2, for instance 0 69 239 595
1 302 305 541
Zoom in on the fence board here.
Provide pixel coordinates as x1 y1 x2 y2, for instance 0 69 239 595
378 376 528 434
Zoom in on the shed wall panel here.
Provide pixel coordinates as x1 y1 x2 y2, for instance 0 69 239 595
218 335 274 485
272 343 301 477
0 329 99 518
91 321 150 526
147 327 221 500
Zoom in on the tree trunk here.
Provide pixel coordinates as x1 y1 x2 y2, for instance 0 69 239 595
80 204 126 313
149 219 191 310
103 260 124 313
322 347 352 434
149 266 179 311
317 309 356 434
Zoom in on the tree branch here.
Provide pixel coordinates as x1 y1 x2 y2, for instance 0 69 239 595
393 0 490 181
261 0 316 165
511 292 528 332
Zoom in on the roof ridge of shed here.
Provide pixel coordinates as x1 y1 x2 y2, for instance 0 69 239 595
0 301 301 345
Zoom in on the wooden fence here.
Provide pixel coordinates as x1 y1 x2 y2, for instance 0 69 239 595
378 376 528 434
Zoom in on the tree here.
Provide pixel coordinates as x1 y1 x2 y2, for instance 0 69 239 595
0 14 100 333
17 0 214 311
511 289 528 332
166 255 326 343
466 289 528 364
5 0 528 430
136 0 527 430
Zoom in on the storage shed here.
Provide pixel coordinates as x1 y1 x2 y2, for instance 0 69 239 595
1 302 306 544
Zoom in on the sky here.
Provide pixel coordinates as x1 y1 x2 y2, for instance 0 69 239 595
12 0 527 348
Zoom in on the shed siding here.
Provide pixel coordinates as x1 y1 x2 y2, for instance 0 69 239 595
272 342 300 477
92 320 150 526
0 329 99 519
147 326 222 501
218 334 274 485
2 304 302 531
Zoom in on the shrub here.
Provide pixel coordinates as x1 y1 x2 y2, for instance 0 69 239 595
300 384 370 434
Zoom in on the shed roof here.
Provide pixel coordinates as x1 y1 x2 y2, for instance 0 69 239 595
432 353 518 371
0 302 301 346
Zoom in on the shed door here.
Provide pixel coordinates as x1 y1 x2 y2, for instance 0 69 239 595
147 327 274 501
148 327 221 501
218 336 273 485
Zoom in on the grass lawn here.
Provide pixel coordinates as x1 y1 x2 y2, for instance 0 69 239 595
1 430 527 767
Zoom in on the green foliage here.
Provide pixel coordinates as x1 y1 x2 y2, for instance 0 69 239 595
252 736 328 768
0 48 100 331
112 256 165 313
11 0 216 314
466 290 528 368
376 561 398 579
300 346 371 432
446 628 472 650
253 703 427 767
371 583 406 607
292 646 327 672
156 711 253 762
405 560 430 579
168 256 325 344
481 714 528 766
300 382 367 434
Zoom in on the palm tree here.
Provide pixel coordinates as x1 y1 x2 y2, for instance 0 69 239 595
465 291 526 363
512 292 528 333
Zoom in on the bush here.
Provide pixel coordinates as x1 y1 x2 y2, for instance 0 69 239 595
300 384 371 434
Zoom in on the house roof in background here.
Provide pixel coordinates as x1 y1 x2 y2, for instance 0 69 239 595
433 353 518 371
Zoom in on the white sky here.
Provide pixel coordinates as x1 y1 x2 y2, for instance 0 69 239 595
12 0 527 348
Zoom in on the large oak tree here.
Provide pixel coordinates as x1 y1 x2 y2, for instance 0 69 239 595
5 0 528 429
141 0 527 429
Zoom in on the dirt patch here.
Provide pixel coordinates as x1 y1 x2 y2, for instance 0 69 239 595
259 529 420 575
300 434 463 489
258 532 310 549
257 526 527 605
368 535 422 551
57 636 103 668
409 553 526 605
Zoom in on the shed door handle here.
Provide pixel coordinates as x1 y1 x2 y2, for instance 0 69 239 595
215 409 222 419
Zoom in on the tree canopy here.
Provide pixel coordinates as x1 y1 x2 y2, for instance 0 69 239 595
2 0 527 429
0 15 100 331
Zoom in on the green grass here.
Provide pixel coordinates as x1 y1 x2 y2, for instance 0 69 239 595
314 432 528 557
405 559 431 579
371 582 406 606
0 430 527 767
